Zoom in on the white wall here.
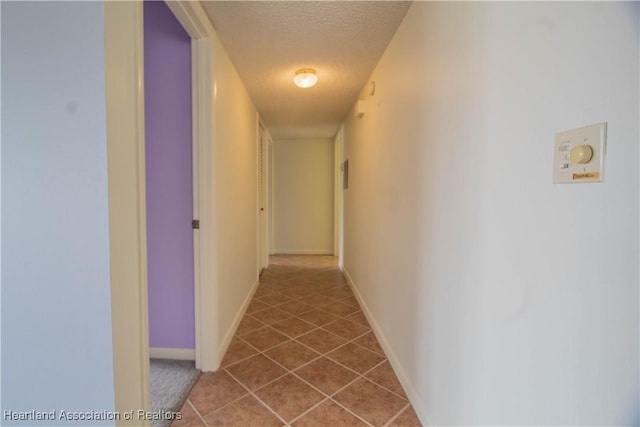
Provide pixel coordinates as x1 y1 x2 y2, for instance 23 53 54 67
1 2 115 423
343 2 639 425
272 139 334 254
209 31 260 355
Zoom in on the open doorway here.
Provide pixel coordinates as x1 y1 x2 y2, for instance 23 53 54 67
144 0 196 363
143 0 199 421
106 0 218 420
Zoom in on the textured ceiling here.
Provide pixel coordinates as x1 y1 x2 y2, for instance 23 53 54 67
201 1 411 140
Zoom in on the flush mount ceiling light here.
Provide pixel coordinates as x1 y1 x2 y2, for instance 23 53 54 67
293 68 318 88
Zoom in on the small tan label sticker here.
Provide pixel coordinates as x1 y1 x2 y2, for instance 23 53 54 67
572 172 600 180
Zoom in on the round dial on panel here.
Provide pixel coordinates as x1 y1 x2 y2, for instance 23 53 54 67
569 145 593 164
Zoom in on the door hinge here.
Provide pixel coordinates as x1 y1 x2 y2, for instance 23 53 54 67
192 220 200 230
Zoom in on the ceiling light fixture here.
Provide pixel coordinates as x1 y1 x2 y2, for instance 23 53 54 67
293 68 318 88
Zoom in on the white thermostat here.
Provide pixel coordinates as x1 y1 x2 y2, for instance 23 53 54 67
553 122 607 184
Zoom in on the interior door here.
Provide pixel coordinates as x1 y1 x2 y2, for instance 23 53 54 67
258 125 269 271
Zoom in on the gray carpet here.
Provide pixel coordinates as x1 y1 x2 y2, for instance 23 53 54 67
150 359 200 427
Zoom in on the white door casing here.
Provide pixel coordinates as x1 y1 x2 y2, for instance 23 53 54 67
258 121 270 271
106 1 217 423
164 0 218 372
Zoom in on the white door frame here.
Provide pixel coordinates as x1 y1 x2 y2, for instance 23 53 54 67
268 137 275 255
106 1 217 422
334 126 345 266
105 3 150 420
257 119 271 271
165 0 218 374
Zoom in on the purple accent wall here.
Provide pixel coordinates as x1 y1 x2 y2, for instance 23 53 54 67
144 1 194 349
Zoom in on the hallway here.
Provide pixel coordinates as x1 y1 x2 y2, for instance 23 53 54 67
174 256 421 426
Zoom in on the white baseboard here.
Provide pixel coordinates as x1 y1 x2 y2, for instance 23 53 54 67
217 276 260 364
149 347 195 361
342 268 431 426
273 249 334 255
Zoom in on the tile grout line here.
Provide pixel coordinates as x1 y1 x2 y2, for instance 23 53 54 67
300 313 410 421
355 358 413 401
238 312 373 355
382 403 412 427
255 286 357 307
233 326 405 404
192 386 253 426
326 397 375 426
254 333 376 427
359 375 411 404
289 396 375 427
285 397 333 425
225 358 291 396
230 295 402 392
237 317 347 360
222 366 291 427
315 357 408 426
227 333 340 415
230 319 381 426
185 398 209 427
263 343 401 425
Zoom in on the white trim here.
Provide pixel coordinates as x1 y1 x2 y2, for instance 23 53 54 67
150 348 196 361
257 116 263 273
337 126 345 269
273 249 335 255
190 35 202 371
270 138 278 254
217 277 261 364
268 138 274 255
105 2 150 423
333 131 342 258
257 119 271 271
165 1 215 39
264 128 272 266
342 267 430 426
191 37 217 372
188 20 203 374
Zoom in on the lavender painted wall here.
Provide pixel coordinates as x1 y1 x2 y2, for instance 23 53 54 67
144 1 194 349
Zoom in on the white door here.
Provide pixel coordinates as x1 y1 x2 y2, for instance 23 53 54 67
258 125 270 271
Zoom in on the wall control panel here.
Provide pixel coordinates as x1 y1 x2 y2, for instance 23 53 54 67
553 122 607 184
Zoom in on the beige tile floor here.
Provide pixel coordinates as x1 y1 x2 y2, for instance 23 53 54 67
174 255 422 427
